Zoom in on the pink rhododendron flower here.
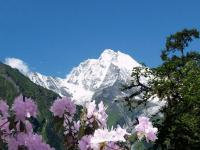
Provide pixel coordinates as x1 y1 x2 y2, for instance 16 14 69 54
12 95 37 121
0 100 9 117
78 135 121 150
86 101 108 128
86 101 96 118
95 101 108 128
78 135 92 150
135 116 158 142
146 128 158 142
105 142 121 150
7 136 19 150
0 95 159 150
90 126 130 149
7 133 54 150
50 97 76 118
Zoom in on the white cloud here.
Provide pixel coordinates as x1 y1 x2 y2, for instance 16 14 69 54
4 57 30 74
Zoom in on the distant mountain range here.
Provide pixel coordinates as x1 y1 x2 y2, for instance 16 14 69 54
3 49 165 126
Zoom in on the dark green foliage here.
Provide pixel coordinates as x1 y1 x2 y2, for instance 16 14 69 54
123 29 200 149
0 74 18 105
46 116 64 150
161 28 199 60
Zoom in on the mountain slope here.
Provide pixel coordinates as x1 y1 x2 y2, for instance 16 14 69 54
0 63 63 149
0 63 59 114
24 49 164 126
4 49 164 127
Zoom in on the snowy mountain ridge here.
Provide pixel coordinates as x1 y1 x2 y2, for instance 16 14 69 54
28 49 141 105
5 49 164 126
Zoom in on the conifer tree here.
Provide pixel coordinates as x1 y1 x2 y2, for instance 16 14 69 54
123 29 200 149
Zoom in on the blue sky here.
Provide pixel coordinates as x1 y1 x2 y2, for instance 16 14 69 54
0 0 200 77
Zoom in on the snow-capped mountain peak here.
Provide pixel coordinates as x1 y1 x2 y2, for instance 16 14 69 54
27 49 140 105
5 49 164 125
100 49 140 70
66 50 139 90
